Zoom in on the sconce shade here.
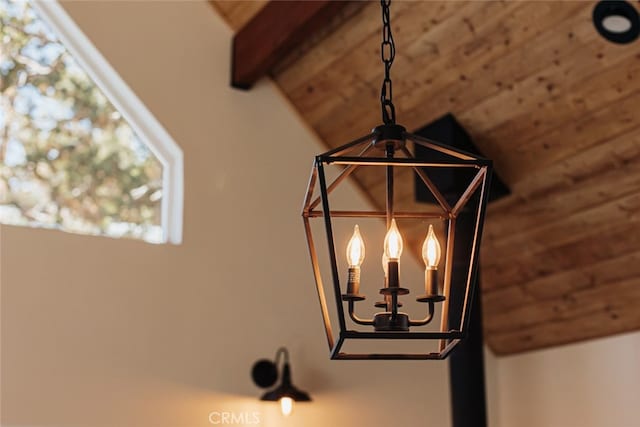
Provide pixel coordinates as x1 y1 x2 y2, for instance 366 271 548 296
302 124 492 360
260 363 311 402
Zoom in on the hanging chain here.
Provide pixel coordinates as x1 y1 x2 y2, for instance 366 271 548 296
380 0 396 125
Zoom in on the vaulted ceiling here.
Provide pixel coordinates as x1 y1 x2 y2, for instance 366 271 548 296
212 1 640 355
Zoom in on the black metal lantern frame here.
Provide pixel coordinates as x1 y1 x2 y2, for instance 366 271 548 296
302 124 492 360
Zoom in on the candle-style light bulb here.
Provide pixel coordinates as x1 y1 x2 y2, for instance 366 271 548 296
280 397 294 417
383 219 403 261
344 225 365 298
383 219 403 289
346 225 365 267
422 224 441 268
418 224 444 302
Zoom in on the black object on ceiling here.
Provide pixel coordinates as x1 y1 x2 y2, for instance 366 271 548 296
414 114 510 205
593 0 640 44
414 115 510 427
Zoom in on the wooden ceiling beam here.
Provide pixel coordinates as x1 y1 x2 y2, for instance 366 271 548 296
231 0 349 89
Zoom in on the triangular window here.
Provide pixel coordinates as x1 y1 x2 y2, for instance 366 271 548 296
0 0 183 243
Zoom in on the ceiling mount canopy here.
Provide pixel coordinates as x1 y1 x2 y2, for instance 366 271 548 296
302 0 493 360
592 0 640 44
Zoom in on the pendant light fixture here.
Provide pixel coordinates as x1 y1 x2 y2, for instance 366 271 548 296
251 348 311 417
302 0 492 360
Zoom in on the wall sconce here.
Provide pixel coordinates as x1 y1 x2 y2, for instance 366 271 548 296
251 347 311 416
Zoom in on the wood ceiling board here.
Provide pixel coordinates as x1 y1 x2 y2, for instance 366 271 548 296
484 249 640 317
277 0 469 132
297 1 585 148
488 280 640 355
482 220 640 299
273 3 387 93
482 130 640 244
484 266 640 335
485 184 640 264
486 249 640 331
494 89 640 185
392 2 589 134
460 43 640 145
218 1 640 354
273 1 428 96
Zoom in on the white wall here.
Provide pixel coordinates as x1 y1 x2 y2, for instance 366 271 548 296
488 331 640 427
0 2 452 427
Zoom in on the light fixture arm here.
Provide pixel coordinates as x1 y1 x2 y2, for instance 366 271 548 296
409 302 435 327
349 296 436 327
348 300 374 326
273 348 296 390
274 347 290 367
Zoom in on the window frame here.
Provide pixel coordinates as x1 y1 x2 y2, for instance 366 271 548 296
29 0 184 244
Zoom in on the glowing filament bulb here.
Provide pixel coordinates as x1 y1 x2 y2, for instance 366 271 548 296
346 225 365 267
422 224 442 268
280 397 294 417
383 219 403 260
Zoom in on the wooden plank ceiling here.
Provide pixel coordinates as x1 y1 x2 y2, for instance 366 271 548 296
212 1 640 355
